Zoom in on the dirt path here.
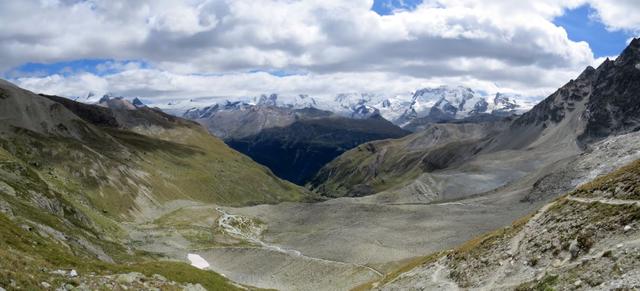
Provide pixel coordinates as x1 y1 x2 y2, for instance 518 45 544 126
567 196 640 206
483 196 640 289
481 200 560 290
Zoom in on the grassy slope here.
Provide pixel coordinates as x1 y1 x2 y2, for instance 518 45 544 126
107 126 308 208
309 137 425 197
572 158 640 200
0 213 242 290
0 118 307 219
309 122 490 197
0 146 242 290
36 92 310 214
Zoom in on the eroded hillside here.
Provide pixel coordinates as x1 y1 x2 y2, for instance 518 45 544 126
375 158 640 290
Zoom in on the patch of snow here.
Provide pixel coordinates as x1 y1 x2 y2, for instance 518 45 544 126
187 254 210 270
636 63 640 70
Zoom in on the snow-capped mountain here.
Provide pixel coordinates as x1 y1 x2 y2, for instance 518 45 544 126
178 87 535 128
83 86 536 130
386 86 533 126
330 93 381 119
183 100 253 120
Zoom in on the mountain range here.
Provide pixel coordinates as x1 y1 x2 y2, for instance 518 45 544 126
3 37 640 291
162 86 535 130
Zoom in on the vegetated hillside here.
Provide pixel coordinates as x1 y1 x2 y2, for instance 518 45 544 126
372 158 640 290
0 146 242 290
311 38 640 200
0 79 308 289
309 119 511 197
8 84 307 214
227 115 410 185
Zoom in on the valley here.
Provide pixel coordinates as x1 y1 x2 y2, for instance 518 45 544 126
129 38 640 290
1 5 640 288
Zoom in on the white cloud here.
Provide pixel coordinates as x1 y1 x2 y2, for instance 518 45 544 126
587 0 640 33
2 0 640 102
13 64 576 104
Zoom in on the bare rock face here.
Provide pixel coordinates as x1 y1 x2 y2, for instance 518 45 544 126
579 38 640 144
508 38 640 148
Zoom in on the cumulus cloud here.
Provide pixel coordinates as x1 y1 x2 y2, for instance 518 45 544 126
2 0 640 102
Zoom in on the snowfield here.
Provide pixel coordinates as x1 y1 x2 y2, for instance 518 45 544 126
187 253 210 270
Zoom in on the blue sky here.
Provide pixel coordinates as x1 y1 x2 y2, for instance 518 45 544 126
553 4 632 57
7 59 149 78
372 0 423 15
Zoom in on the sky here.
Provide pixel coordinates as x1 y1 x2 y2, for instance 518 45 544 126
1 0 639 104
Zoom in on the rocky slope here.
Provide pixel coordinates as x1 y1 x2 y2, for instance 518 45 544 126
374 157 640 290
0 79 309 290
227 115 410 185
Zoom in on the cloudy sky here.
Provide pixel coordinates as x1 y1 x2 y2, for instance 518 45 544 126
1 0 639 103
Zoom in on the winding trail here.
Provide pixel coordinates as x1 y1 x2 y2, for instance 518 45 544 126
379 195 640 290
479 196 640 290
482 200 560 290
212 207 384 278
567 196 640 206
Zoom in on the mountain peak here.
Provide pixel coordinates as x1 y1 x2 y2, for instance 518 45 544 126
614 37 640 66
98 94 111 103
132 97 146 108
577 65 596 80
256 94 278 106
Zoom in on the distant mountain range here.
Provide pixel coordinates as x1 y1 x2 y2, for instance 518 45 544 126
76 85 536 136
96 86 535 129
312 38 640 202
179 86 533 126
